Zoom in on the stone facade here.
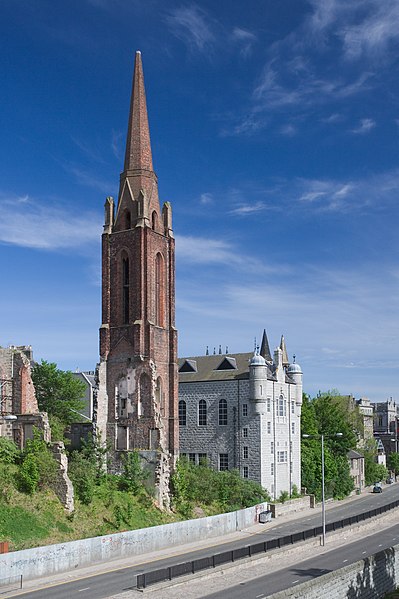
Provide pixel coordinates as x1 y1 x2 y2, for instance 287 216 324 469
0 345 50 448
97 52 178 506
51 442 74 513
178 334 303 500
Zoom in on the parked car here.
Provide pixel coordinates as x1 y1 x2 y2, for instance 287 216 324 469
373 483 382 493
386 477 395 484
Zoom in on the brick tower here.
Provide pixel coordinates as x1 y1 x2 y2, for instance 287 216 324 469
97 51 178 505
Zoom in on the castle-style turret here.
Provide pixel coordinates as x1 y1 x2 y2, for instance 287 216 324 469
98 52 178 507
249 352 268 414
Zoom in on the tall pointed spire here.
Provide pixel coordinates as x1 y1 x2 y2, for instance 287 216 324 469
260 329 272 363
280 335 289 367
123 51 154 173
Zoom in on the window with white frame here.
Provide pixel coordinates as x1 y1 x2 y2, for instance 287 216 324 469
267 421 271 434
271 462 274 475
271 441 274 454
242 403 248 417
243 427 248 438
277 451 288 463
243 466 249 478
278 395 284 417
291 421 295 434
291 401 295 414
189 453 196 464
243 446 248 459
267 398 271 412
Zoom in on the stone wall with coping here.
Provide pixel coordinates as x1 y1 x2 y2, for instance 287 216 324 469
268 545 399 598
0 502 267 585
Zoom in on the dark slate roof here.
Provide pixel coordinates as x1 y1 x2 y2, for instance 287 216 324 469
178 353 282 383
347 450 364 459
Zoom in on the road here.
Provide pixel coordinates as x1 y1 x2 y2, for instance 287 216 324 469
4 484 399 599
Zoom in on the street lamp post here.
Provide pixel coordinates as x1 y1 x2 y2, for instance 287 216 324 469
302 432 343 547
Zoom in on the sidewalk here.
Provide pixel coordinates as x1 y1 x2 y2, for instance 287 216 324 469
1 484 385 597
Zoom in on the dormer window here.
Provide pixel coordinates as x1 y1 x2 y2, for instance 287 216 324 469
179 360 197 373
215 357 237 371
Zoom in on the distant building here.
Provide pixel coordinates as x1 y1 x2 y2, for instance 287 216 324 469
372 399 399 456
0 345 49 448
356 397 374 445
347 449 365 491
178 332 303 500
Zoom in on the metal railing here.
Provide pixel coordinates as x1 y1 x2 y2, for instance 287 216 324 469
136 498 399 589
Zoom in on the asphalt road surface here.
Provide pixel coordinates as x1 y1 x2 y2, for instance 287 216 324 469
5 484 399 599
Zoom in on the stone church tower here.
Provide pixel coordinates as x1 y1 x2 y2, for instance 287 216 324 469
97 52 178 505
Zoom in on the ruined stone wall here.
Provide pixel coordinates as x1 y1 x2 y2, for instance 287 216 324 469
0 346 38 415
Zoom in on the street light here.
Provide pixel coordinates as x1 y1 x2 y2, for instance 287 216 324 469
302 432 343 546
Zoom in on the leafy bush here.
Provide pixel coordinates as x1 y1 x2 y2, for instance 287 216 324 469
0 438 19 464
17 433 57 494
119 452 148 494
171 458 269 515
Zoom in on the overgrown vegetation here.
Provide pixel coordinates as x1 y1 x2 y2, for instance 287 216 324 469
171 457 270 517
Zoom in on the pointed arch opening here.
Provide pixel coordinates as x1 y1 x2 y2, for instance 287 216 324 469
151 210 158 231
155 252 165 327
122 255 130 324
155 376 164 416
124 210 131 230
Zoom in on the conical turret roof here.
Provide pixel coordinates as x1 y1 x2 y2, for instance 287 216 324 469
280 335 289 366
260 329 272 363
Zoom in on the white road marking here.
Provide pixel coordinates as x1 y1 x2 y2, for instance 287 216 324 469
78 588 90 592
362 551 367 554
292 580 300 584
343 560 348 563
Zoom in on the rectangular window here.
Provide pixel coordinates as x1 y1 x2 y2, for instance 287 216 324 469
279 397 284 417
291 401 295 414
290 461 293 473
291 421 295 434
271 462 274 476
198 453 207 465
218 399 228 426
267 421 271 434
277 451 288 463
271 441 274 454
242 404 248 417
189 453 196 464
243 427 248 438
219 453 229 471
243 446 248 459
267 398 271 412
290 441 293 453
243 466 249 479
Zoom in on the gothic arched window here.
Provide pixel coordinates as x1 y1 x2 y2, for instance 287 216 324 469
152 210 158 231
155 253 165 327
198 399 207 426
218 399 228 425
122 256 129 324
179 400 186 426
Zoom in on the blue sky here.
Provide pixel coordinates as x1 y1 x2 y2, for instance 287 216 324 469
1 0 399 401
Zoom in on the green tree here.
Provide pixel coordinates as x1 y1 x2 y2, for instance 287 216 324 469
32 360 86 425
388 452 399 476
0 438 20 464
301 391 356 500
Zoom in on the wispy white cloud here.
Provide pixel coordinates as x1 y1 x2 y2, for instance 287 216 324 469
231 27 256 57
111 129 124 160
280 124 297 137
351 118 376 134
63 164 114 194
166 5 215 53
0 194 102 250
199 192 213 205
230 201 268 215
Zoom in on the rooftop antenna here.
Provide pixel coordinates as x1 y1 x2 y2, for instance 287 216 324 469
206 346 209 356
293 354 296 363
254 337 257 353
213 347 216 355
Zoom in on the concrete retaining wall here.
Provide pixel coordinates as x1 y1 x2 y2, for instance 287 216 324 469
268 545 399 599
0 502 266 585
269 496 311 518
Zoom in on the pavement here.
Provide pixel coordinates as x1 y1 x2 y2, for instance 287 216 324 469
1 484 395 598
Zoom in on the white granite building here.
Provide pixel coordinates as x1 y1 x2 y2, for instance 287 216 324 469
178 331 303 500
